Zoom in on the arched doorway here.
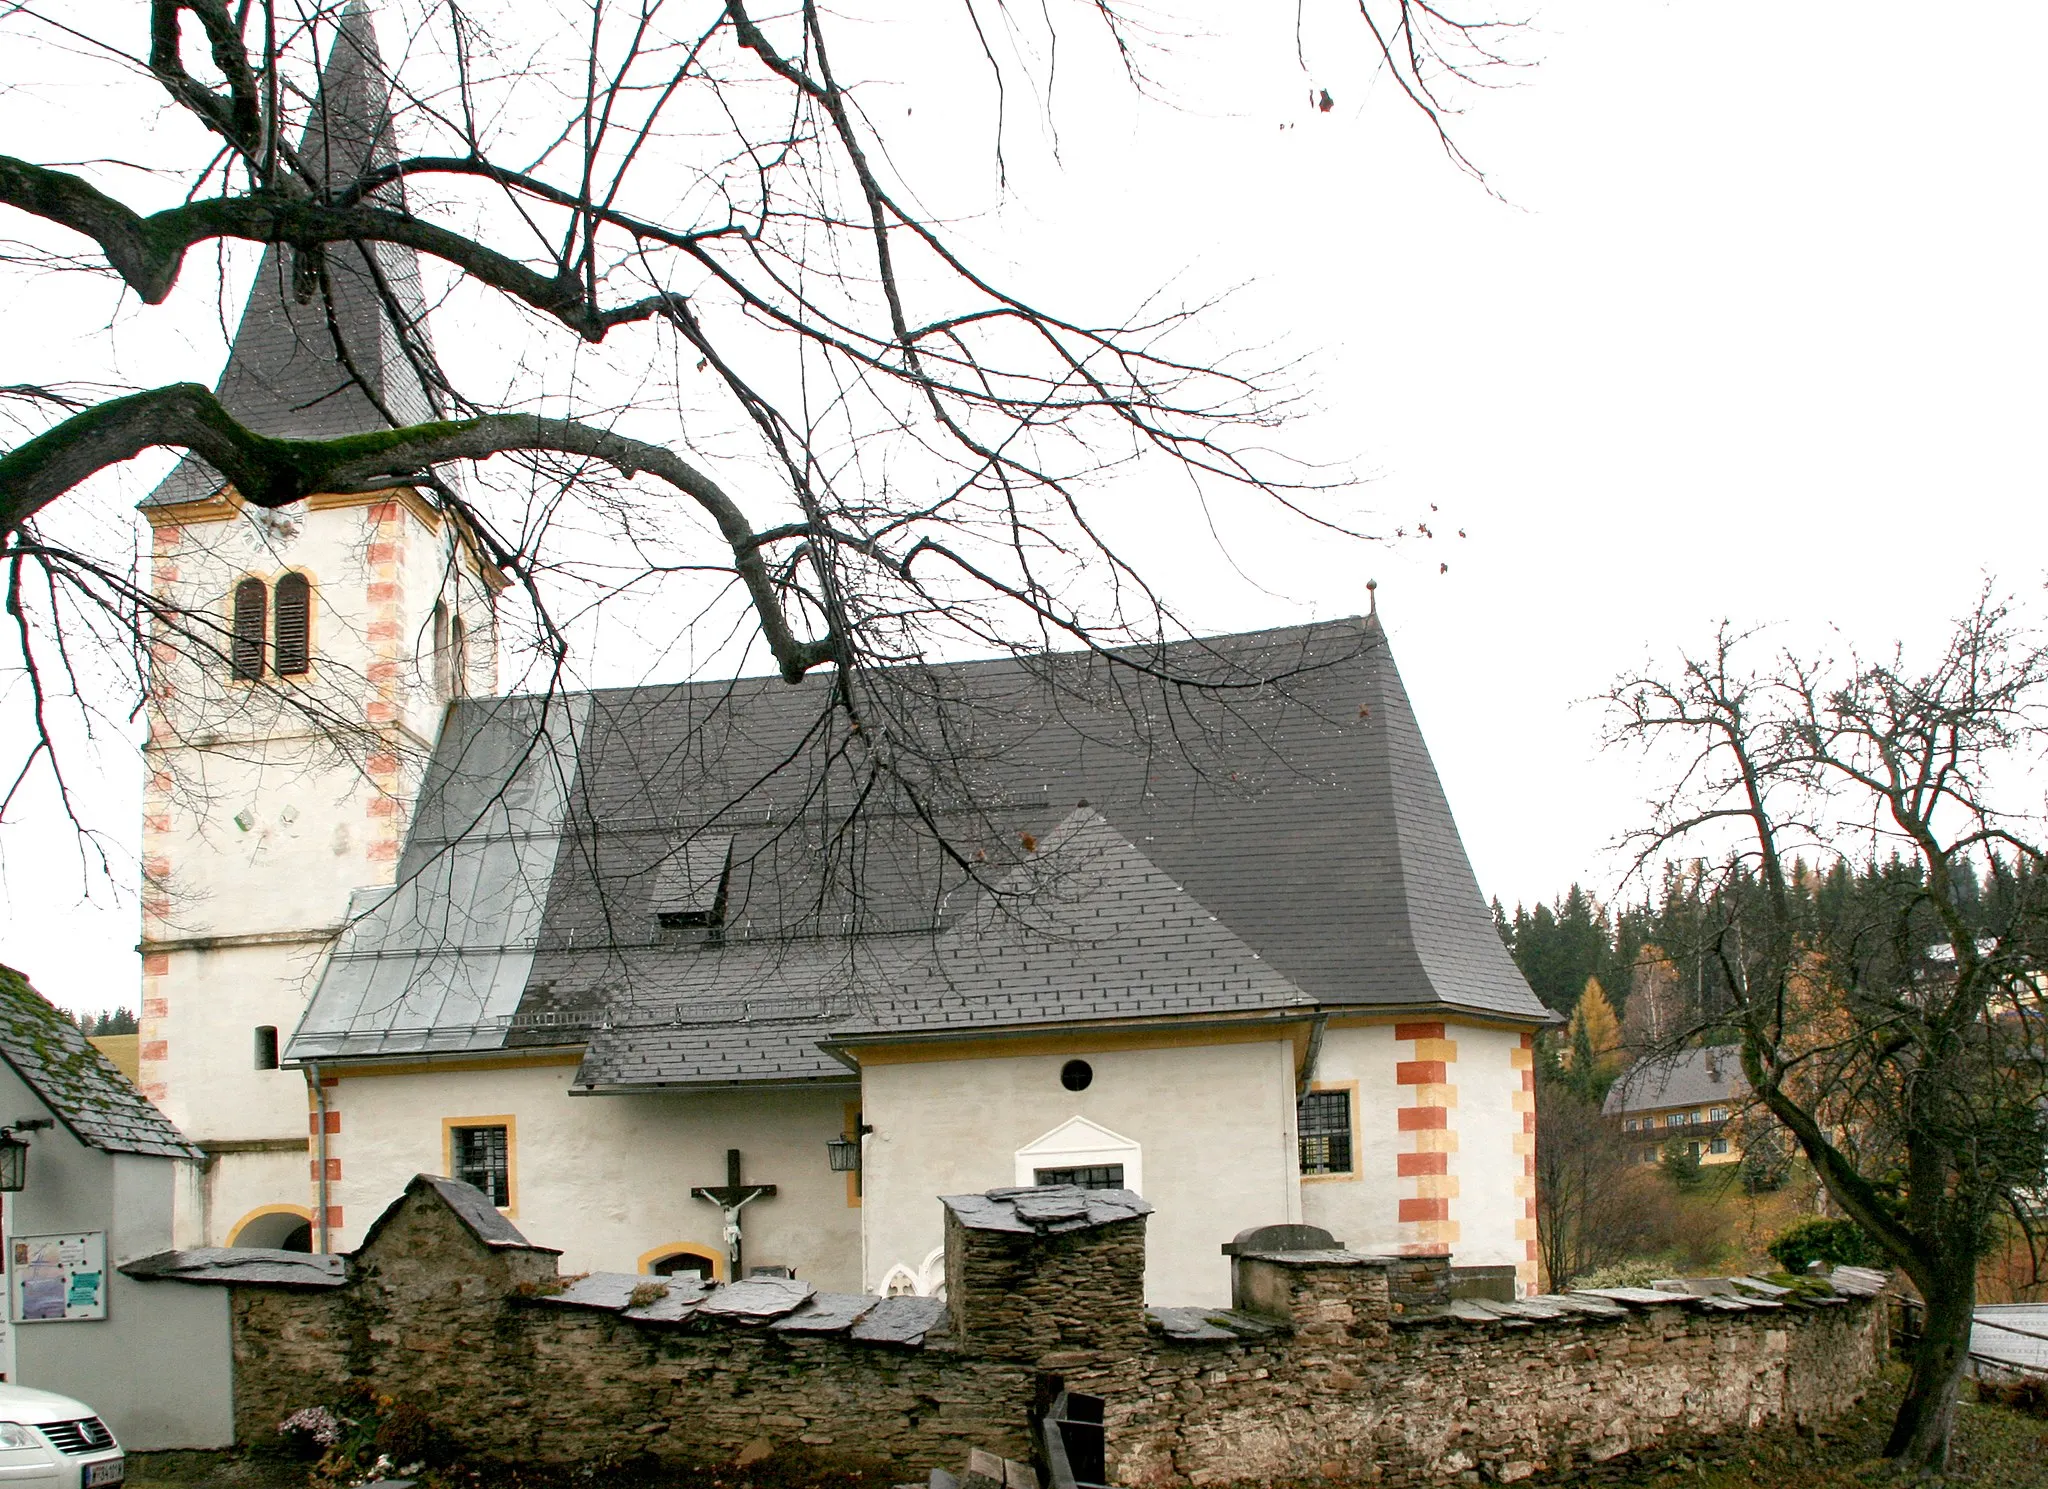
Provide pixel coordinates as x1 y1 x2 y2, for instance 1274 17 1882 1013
228 1206 314 1252
638 1244 721 1281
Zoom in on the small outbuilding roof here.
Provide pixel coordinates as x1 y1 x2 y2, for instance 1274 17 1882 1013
0 965 202 1160
122 1248 347 1289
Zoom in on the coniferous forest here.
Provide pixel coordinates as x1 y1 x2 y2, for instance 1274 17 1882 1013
1495 852 2046 1039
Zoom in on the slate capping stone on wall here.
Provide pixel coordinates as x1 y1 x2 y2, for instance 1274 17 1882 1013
185 1175 1890 1486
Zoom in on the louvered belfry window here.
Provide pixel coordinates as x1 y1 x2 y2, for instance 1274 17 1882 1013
273 572 312 675
231 577 268 679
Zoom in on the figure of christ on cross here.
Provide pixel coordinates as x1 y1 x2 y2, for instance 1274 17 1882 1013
689 1148 777 1279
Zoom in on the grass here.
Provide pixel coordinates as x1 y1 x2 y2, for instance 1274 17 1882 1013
1530 1368 2048 1488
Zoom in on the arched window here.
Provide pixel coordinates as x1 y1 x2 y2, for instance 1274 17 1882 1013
231 577 267 679
431 600 451 697
273 572 311 676
450 617 468 699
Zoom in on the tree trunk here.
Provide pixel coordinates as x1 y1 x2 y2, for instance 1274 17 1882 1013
1886 1266 1975 1473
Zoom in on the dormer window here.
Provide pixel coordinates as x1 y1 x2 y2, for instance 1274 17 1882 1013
652 837 733 929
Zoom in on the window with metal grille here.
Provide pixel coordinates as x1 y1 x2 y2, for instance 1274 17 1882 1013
1033 1164 1125 1189
231 577 267 679
273 572 311 675
451 1124 510 1206
1298 1088 1353 1175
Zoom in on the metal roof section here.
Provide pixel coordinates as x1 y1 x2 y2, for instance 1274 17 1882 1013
286 693 588 1059
0 965 204 1160
1603 1045 1751 1116
146 1 438 509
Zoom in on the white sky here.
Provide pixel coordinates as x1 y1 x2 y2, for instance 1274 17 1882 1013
3 1 2045 1014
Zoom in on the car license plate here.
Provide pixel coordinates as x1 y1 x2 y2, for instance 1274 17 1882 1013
85 1460 123 1487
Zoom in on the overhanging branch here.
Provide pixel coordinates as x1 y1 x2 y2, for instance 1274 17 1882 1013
0 384 838 682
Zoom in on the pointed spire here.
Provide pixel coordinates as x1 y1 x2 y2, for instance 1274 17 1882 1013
146 3 436 508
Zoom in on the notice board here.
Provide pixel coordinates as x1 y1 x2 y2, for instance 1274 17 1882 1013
10 1233 108 1322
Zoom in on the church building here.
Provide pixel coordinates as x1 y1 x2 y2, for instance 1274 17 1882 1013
136 6 1552 1308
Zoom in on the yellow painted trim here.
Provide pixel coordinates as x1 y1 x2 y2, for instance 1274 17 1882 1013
442 1114 519 1217
638 1242 724 1282
849 1021 1306 1067
325 1051 583 1079
1299 1078 1362 1184
842 1099 863 1209
1324 1012 1547 1035
305 485 443 532
144 488 242 527
226 1204 313 1246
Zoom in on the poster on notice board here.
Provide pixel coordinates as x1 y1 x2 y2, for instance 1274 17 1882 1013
10 1233 107 1322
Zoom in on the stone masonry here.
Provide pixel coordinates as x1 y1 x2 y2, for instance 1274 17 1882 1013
156 1177 1888 1486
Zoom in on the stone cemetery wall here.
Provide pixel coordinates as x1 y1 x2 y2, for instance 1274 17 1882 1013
192 1176 1889 1486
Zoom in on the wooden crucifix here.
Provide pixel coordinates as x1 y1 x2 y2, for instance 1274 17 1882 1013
689 1148 777 1280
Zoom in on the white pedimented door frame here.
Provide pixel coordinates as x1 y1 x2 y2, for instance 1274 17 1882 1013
1015 1115 1143 1195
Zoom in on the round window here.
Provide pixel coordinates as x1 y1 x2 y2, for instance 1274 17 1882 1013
1060 1059 1094 1092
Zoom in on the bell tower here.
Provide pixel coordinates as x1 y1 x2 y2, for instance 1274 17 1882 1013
138 1 502 1248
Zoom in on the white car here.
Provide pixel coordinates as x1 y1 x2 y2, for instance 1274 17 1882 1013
0 1385 122 1487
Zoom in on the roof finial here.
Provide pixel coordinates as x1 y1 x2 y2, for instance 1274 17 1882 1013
1366 578 1377 616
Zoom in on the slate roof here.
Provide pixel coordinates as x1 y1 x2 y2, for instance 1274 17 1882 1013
146 1 438 509
1603 1045 1750 1117
293 614 1552 1086
0 965 203 1160
942 1185 1153 1235
122 1248 347 1289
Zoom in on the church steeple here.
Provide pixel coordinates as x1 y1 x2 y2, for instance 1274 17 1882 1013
145 0 436 510
135 4 500 1252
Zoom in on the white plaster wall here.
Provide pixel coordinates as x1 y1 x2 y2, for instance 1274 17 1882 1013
1299 1021 1531 1279
858 1038 1301 1308
1298 1022 1402 1251
144 492 499 1245
150 943 326 1142
1452 1022 1532 1271
324 1063 864 1286
207 1148 316 1249
0 1066 234 1449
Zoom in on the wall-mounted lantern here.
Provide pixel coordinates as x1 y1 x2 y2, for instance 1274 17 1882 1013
0 1119 53 1193
825 1123 874 1173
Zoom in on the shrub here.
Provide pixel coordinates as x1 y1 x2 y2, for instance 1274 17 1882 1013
1768 1217 1882 1273
1659 1139 1704 1191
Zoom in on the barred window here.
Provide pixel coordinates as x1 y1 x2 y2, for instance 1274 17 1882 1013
451 1124 510 1206
273 572 311 676
231 577 267 679
1033 1165 1124 1189
1298 1089 1353 1176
